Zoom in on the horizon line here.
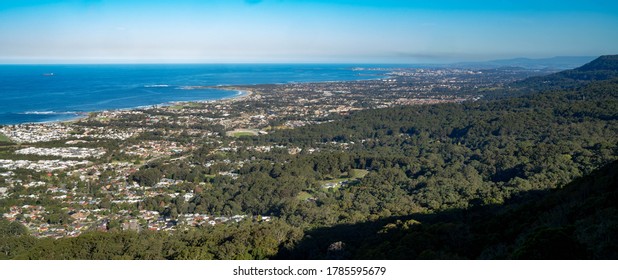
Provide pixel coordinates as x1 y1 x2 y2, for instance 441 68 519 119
0 54 603 67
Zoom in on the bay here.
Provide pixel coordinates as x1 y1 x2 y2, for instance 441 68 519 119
0 64 386 124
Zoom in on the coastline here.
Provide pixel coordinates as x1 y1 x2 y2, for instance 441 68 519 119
79 87 254 124
0 64 389 127
1 87 254 127
1 71 389 127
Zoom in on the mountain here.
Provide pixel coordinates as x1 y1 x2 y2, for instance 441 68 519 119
512 55 618 91
551 55 618 79
450 56 596 70
577 55 618 71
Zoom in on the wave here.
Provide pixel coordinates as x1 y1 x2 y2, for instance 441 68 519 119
144 84 170 88
22 111 79 115
178 86 208 90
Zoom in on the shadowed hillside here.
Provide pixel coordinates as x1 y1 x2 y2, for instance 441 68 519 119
276 160 618 259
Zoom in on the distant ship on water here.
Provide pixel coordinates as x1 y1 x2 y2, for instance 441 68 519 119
42 73 54 76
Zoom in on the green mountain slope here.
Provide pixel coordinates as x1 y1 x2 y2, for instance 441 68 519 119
279 160 618 259
514 55 618 91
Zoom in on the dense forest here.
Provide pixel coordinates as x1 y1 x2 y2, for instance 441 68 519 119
1 55 617 259
278 159 618 259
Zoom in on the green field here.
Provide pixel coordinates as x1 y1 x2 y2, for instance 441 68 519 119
232 132 257 137
169 102 198 110
226 129 259 137
350 169 369 178
0 133 12 143
296 191 313 201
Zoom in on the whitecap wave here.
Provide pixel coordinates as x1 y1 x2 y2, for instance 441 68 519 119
179 86 199 90
23 111 57 115
22 111 79 115
144 84 170 88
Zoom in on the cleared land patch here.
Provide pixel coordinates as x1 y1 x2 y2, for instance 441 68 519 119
0 133 12 143
226 129 259 137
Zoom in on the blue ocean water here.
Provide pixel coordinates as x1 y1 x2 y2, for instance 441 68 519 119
0 64 386 125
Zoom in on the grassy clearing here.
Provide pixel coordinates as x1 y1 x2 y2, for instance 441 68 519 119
350 169 369 179
169 102 202 110
296 191 313 201
226 129 259 137
0 133 12 143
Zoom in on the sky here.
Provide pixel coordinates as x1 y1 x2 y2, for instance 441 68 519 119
1 0 617 63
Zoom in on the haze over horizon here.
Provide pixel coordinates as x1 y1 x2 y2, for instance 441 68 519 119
1 0 618 64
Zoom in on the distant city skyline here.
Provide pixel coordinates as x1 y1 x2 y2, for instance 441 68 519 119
1 0 617 64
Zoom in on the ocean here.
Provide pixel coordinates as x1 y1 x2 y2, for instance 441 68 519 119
0 64 387 125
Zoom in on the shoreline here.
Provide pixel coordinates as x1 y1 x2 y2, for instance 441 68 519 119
0 72 388 127
0 63 391 127
0 68 389 127
1 88 253 127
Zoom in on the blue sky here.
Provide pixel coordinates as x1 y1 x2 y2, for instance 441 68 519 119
1 0 617 63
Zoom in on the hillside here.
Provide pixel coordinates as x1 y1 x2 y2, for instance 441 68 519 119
577 55 618 71
513 55 618 90
280 159 618 259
